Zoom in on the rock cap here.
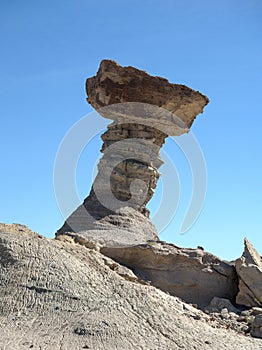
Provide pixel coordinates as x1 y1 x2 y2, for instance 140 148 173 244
86 60 209 135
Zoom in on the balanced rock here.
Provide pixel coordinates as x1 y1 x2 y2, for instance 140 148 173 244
236 238 262 307
86 59 209 134
101 241 238 308
56 60 209 246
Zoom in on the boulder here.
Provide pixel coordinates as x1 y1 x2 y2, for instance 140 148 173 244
101 241 239 308
251 307 262 316
207 297 240 314
236 238 262 307
251 314 262 338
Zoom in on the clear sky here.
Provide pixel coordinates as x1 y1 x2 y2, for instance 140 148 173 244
1 0 261 260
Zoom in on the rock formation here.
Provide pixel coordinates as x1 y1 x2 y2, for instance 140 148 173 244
236 238 262 307
251 314 262 338
2 61 262 347
101 241 238 308
1 223 262 349
56 60 209 246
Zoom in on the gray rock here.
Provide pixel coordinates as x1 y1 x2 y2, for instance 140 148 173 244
236 238 262 307
251 314 262 338
57 60 209 245
246 315 256 325
252 307 262 316
208 297 240 313
101 241 238 308
228 312 239 319
220 308 230 319
241 309 252 317
56 206 158 247
237 315 247 322
1 223 261 349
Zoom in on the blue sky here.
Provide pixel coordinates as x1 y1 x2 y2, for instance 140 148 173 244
0 0 261 260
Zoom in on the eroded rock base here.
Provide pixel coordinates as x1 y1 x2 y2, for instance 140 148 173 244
1 223 261 349
56 122 167 245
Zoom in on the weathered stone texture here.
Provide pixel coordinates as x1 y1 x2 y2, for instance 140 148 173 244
236 238 262 307
251 314 262 338
56 206 158 247
86 59 209 134
98 122 166 215
57 60 209 243
101 241 238 308
1 224 261 350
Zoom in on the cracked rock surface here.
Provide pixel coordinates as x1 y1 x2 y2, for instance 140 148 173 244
236 238 262 307
101 241 239 308
0 223 261 350
86 59 209 133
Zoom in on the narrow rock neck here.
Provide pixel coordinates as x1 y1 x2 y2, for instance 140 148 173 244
88 122 167 217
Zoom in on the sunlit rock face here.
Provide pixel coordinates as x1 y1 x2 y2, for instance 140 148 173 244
56 60 209 246
236 238 262 307
86 59 209 133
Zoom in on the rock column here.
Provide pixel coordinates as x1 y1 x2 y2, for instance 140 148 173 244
56 60 209 246
93 122 167 217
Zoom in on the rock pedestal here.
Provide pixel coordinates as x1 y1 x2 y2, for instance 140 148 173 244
56 60 209 246
95 122 167 217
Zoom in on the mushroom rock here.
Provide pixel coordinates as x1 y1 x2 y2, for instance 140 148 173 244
56 60 209 246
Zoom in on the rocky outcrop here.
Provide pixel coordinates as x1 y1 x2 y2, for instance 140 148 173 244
236 238 262 307
101 241 239 308
204 299 262 337
86 59 209 132
1 223 262 350
56 206 158 247
56 60 209 245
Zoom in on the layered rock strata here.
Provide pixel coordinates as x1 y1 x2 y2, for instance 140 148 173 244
101 241 239 308
56 60 209 245
97 122 166 216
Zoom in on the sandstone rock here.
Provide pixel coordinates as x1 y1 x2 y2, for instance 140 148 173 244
220 308 230 320
236 238 262 307
207 297 240 314
236 279 261 307
252 307 262 316
246 315 256 325
251 314 262 339
241 309 253 317
101 241 238 308
57 60 209 242
86 60 209 135
242 238 262 266
1 224 261 349
56 206 158 247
